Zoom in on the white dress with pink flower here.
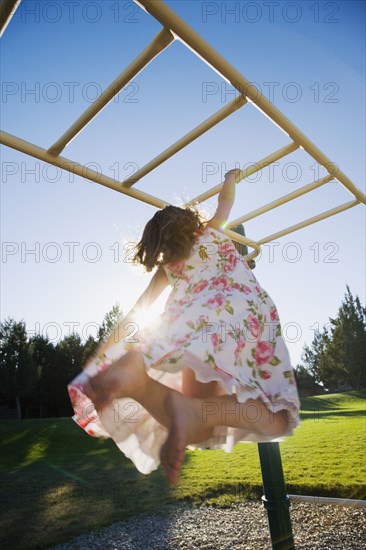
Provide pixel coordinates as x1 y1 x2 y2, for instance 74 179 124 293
68 227 300 475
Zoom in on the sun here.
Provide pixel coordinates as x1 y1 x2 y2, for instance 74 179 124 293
132 289 170 331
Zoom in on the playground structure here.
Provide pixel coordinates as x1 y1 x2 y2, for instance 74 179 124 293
1 1 365 548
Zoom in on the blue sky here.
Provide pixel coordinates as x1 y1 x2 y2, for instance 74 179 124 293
1 0 365 367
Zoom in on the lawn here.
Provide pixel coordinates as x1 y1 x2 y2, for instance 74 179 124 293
0 391 365 549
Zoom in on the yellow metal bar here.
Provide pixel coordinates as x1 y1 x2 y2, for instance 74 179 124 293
123 95 247 186
0 0 21 36
47 27 174 157
0 131 168 209
258 200 359 244
0 130 261 258
1 129 264 256
136 0 365 205
228 174 334 227
187 142 299 206
223 228 260 260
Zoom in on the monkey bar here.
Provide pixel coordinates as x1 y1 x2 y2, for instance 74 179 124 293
1 1 365 548
0 0 21 36
47 27 175 157
123 95 248 186
1 0 365 260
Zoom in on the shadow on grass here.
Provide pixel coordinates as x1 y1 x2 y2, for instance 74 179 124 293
1 392 365 550
0 418 177 550
300 409 366 421
0 419 264 549
1 462 175 550
300 392 366 412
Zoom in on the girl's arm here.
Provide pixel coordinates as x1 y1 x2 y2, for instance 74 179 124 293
206 169 241 230
87 267 169 362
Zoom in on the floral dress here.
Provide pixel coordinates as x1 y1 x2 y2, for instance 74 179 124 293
68 226 300 474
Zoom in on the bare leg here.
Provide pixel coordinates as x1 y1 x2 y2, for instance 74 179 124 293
160 392 290 483
182 367 219 398
84 353 290 484
84 351 214 483
84 351 213 440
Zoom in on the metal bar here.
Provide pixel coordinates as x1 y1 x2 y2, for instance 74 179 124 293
187 142 299 206
258 200 360 244
1 131 264 255
288 495 366 508
0 131 168 209
123 95 247 186
47 27 174 157
136 0 365 205
258 443 295 550
0 0 21 36
228 174 334 227
221 227 261 259
0 130 265 257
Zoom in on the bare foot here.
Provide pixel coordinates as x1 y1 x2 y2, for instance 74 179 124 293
160 392 214 484
84 351 148 411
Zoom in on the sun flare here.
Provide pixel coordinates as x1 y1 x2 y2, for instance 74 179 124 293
132 289 170 331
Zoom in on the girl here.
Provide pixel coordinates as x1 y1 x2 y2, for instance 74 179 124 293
68 169 300 484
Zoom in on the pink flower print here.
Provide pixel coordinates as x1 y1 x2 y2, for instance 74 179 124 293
243 285 251 295
255 285 261 294
254 341 275 366
168 259 189 281
153 350 179 367
179 296 191 307
211 332 220 352
211 276 230 291
205 293 225 309
192 280 209 294
168 259 185 275
78 416 90 429
220 242 235 255
167 305 182 323
223 253 238 273
68 386 79 404
232 283 241 290
259 370 272 380
173 334 191 347
196 315 210 331
270 307 279 321
234 338 246 364
247 314 262 339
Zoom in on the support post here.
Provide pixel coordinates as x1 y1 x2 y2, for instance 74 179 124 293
257 442 295 550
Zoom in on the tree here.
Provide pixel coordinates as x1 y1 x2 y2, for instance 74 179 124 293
0 318 37 418
28 334 56 418
97 302 123 343
0 303 125 418
302 287 366 392
293 364 325 396
302 329 328 385
81 334 99 365
48 333 86 416
324 286 366 390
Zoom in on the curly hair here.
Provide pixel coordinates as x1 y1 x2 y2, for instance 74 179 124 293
133 205 205 272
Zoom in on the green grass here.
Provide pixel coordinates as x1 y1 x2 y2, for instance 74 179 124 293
0 391 365 550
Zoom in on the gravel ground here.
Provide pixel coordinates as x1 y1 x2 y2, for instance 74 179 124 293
50 500 366 549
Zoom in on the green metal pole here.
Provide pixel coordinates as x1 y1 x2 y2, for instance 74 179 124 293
258 442 295 550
